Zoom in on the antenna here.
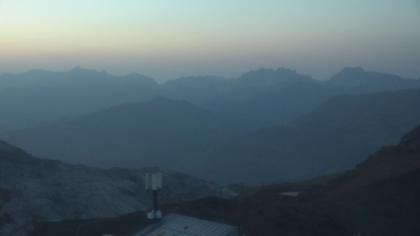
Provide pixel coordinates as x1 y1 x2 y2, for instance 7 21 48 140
145 171 163 220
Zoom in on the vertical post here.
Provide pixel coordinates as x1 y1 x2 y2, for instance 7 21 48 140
153 189 159 213
145 171 163 220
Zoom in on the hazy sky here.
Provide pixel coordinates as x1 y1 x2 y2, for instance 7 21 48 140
0 0 419 80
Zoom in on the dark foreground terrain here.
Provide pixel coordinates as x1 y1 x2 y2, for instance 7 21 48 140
33 125 420 236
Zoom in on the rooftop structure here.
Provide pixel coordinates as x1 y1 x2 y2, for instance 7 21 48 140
135 214 238 236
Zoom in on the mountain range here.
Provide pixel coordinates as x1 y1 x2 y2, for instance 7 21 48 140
0 67 159 131
1 66 420 184
1 66 419 132
327 67 420 93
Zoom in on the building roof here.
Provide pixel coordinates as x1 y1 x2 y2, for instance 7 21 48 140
136 214 237 236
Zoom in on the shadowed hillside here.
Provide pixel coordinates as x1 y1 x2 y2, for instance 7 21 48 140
3 97 244 172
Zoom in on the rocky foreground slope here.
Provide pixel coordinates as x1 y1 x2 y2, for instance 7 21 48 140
0 140 219 236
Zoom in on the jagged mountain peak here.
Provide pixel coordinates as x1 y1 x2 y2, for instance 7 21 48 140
239 67 312 82
331 67 402 81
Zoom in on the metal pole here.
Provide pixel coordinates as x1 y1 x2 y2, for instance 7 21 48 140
153 190 158 213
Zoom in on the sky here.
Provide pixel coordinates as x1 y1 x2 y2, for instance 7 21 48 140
0 0 419 80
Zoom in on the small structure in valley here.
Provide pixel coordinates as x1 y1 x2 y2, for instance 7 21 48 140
279 191 300 197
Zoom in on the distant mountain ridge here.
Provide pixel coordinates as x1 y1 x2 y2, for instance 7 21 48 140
162 67 420 127
0 67 155 88
1 66 419 132
0 67 159 131
239 68 314 84
162 67 336 127
327 67 420 93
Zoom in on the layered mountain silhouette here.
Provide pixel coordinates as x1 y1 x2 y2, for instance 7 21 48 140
2 67 420 184
3 66 418 133
6 89 420 184
163 68 336 127
0 67 158 131
0 140 219 235
204 89 420 183
327 67 420 93
4 97 243 172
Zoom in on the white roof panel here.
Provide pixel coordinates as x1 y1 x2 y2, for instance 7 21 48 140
139 214 237 236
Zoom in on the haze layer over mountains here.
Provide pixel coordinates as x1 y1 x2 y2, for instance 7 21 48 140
1 66 420 184
1 66 420 235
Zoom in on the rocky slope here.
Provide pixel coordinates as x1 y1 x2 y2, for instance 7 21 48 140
0 140 219 236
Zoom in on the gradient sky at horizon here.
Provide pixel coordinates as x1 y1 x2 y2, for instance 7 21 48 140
0 0 419 80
